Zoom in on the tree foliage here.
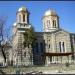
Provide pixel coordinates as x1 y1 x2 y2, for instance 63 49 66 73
23 26 36 48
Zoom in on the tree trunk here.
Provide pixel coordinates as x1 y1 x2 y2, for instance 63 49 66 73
1 46 6 63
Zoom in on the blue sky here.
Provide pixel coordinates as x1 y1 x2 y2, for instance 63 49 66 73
0 1 75 35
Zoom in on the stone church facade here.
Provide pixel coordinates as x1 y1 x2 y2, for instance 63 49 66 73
12 6 75 66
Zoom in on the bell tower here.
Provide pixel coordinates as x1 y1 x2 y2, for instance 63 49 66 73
16 6 30 24
42 9 59 32
12 6 32 66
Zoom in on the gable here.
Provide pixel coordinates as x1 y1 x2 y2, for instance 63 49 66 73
54 29 70 36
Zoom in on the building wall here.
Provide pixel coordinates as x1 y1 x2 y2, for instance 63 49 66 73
55 30 71 53
70 34 75 60
12 24 33 66
42 30 73 65
55 30 72 63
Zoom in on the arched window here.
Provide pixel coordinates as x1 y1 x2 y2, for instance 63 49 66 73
59 42 61 52
59 42 65 53
19 15 21 22
62 42 65 52
23 14 25 22
53 20 56 28
47 20 50 28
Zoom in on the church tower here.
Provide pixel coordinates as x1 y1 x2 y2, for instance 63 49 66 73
12 7 32 66
16 6 30 24
42 9 59 32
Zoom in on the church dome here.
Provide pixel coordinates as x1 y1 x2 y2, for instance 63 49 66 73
18 6 27 12
44 9 57 16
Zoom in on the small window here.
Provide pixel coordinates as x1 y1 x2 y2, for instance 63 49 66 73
59 42 61 52
62 42 65 52
53 20 56 28
59 42 65 53
23 14 25 22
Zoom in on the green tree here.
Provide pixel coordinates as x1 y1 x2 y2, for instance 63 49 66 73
23 26 36 48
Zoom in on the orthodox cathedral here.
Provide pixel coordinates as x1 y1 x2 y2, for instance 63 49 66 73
12 6 75 66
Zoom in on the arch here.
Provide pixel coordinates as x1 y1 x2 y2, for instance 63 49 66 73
23 14 25 22
53 20 56 28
